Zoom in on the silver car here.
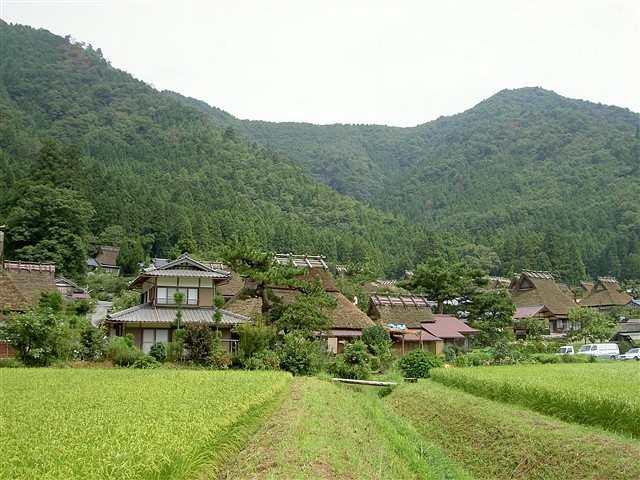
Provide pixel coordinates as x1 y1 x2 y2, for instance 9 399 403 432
618 347 640 361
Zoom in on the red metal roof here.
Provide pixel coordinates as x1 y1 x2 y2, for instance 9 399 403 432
393 329 441 342
421 315 480 339
330 329 363 337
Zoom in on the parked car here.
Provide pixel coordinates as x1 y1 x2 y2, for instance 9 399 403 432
618 347 640 361
556 346 575 355
576 343 620 359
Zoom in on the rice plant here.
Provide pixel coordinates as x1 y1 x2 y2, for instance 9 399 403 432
429 363 640 438
0 369 292 479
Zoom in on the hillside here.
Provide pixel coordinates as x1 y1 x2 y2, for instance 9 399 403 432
1 20 638 283
207 91 640 283
0 21 422 277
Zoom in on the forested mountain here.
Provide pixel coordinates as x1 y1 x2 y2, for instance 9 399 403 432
1 21 638 284
196 89 640 285
0 21 423 278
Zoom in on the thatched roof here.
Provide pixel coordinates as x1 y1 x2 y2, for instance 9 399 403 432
216 271 246 299
367 295 435 329
509 271 577 318
580 277 632 308
95 246 119 267
0 262 56 312
224 288 374 330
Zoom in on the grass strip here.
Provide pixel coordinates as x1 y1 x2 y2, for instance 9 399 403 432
429 363 640 438
386 380 640 480
218 377 471 480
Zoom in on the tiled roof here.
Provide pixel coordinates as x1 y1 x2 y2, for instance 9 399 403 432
106 302 247 325
131 253 231 288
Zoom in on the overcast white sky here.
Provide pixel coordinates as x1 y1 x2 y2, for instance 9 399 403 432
1 0 638 127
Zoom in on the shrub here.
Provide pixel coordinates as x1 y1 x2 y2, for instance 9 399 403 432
397 350 443 378
278 333 324 376
132 355 160 369
149 342 167 362
107 334 142 366
242 350 280 370
1 310 67 367
451 350 493 367
182 323 216 365
0 358 23 368
332 340 372 380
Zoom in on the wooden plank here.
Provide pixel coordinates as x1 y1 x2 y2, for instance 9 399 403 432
331 378 398 386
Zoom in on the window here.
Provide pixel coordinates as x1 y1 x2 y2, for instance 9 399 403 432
156 287 198 305
142 329 169 353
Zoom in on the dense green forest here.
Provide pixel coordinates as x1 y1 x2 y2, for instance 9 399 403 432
1 21 638 284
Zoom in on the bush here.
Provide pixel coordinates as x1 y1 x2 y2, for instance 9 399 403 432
149 342 167 362
107 334 142 366
278 333 324 376
332 340 372 380
242 350 280 370
132 355 160 369
397 349 443 378
182 324 216 365
451 350 493 367
0 358 23 368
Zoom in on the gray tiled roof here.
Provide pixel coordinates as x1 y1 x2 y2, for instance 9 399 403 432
106 302 247 325
143 269 231 278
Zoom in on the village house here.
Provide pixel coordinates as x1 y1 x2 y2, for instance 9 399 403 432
509 271 577 335
0 231 58 357
86 246 121 275
223 254 375 354
55 276 90 301
578 277 633 312
366 294 480 355
104 253 247 353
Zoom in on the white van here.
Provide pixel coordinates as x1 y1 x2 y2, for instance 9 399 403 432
556 346 574 355
576 343 619 359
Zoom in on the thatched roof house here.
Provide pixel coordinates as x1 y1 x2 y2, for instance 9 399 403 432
366 295 478 355
509 271 577 333
87 246 120 275
1 261 56 312
579 277 632 311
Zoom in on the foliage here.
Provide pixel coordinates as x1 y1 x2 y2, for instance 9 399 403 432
517 316 549 340
37 291 64 313
109 290 139 313
84 274 131 301
331 340 373 380
1 309 67 366
182 323 215 365
131 354 160 369
565 307 617 343
235 319 277 367
106 333 142 366
397 349 443 378
65 298 95 316
148 341 167 362
361 323 395 371
400 258 488 313
240 350 280 371
273 276 336 336
277 333 324 376
465 290 516 345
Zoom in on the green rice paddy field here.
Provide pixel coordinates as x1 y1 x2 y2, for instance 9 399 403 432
1 363 639 479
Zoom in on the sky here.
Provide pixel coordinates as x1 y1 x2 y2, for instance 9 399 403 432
1 0 638 127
